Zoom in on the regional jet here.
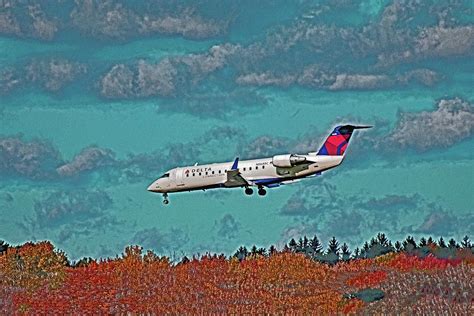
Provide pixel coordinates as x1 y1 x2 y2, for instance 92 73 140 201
147 125 371 204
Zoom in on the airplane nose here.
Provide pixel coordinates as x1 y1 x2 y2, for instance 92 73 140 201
147 182 160 192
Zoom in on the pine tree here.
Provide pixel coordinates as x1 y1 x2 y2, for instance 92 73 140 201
327 237 340 255
394 241 402 252
403 236 417 252
448 238 459 249
341 243 351 261
310 235 323 254
438 237 447 248
233 246 249 261
297 237 304 252
256 247 267 256
303 236 309 249
427 237 435 245
419 237 427 247
377 233 389 246
353 247 360 259
288 238 298 252
268 245 277 255
461 236 471 248
251 245 258 255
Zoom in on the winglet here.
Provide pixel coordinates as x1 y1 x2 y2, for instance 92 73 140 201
231 157 239 170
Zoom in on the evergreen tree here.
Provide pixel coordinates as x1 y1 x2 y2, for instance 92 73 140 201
250 245 258 255
288 238 298 252
353 247 360 259
363 241 370 253
419 237 427 247
180 256 190 264
438 237 447 248
268 245 277 255
403 236 417 252
341 243 351 261
394 241 402 252
327 237 340 256
310 235 323 254
233 246 249 261
448 238 459 249
0 240 9 255
297 237 304 252
377 233 389 246
303 236 309 249
256 247 267 256
324 237 340 264
461 236 471 249
427 237 435 245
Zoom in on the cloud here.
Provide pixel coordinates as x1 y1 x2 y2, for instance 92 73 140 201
30 189 113 229
385 97 474 152
133 227 189 255
0 2 58 40
70 0 229 40
0 135 62 180
100 44 239 99
239 135 291 159
413 210 474 236
56 146 116 177
215 214 241 240
0 68 22 94
25 58 87 92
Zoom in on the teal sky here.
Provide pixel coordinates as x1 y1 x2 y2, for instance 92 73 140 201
1 0 473 260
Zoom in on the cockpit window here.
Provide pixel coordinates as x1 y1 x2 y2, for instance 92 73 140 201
160 173 170 178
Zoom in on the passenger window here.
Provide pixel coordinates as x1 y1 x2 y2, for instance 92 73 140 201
256 166 258 170
205 172 208 175
243 167 246 171
249 167 252 171
192 173 195 176
262 165 265 169
212 171 215 174
218 170 221 174
186 174 189 177
199 172 201 176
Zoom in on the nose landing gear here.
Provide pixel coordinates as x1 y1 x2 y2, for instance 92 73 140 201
163 193 169 205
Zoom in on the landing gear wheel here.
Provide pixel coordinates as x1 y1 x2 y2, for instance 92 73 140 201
245 187 253 195
258 188 267 196
162 193 169 205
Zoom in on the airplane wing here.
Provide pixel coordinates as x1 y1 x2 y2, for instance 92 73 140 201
224 157 250 187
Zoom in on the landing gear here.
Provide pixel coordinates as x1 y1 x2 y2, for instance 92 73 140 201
162 193 169 205
245 187 254 195
258 187 267 196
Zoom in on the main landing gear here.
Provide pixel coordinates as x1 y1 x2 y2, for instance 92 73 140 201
244 186 266 196
162 193 169 205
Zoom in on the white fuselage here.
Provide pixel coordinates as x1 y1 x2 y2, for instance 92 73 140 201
147 154 344 194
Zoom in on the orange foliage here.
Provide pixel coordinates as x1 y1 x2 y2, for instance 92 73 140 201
2 242 472 315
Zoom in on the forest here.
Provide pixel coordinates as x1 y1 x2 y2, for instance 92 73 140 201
0 233 472 314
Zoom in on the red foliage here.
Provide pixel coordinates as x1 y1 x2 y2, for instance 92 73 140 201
2 242 472 314
383 253 462 272
346 271 387 289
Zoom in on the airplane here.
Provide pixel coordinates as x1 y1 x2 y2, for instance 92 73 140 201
147 125 371 204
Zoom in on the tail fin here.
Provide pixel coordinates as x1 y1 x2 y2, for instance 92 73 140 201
317 125 372 156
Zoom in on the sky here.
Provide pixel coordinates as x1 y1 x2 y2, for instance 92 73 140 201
1 0 473 260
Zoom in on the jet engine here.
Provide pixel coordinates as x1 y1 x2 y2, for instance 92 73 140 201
272 154 307 168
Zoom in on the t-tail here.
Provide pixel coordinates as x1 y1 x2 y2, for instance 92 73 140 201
317 125 372 156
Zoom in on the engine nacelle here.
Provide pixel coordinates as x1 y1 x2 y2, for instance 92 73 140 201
272 154 307 168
